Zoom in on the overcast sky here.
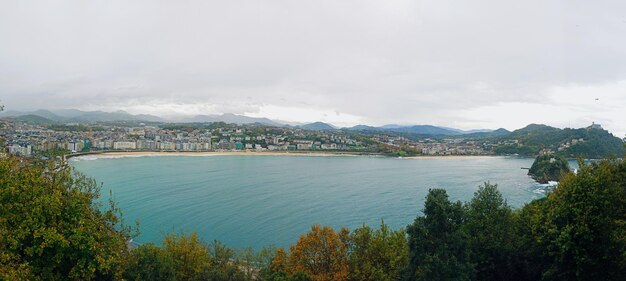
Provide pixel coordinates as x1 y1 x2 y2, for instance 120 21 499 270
1 0 625 136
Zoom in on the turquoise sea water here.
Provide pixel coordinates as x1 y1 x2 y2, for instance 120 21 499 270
70 155 559 249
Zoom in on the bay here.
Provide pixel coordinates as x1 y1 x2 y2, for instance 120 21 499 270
70 154 558 249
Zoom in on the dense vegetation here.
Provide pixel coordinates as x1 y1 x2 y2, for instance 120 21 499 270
527 154 571 183
493 124 625 158
1 155 625 280
0 157 134 279
11 115 59 126
377 144 422 157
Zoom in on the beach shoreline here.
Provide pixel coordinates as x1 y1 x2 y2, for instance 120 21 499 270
67 150 499 159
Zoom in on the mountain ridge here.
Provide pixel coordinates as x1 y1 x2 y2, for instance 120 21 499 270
4 109 620 146
300 122 336 131
0 108 509 136
180 113 282 126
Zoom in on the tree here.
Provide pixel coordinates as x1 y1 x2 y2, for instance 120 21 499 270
511 198 548 280
348 221 408 281
290 271 314 281
464 183 517 281
163 232 211 280
238 246 268 280
123 243 176 281
528 154 570 183
202 239 247 281
262 247 291 281
531 159 626 280
405 189 472 281
288 225 350 281
0 156 133 280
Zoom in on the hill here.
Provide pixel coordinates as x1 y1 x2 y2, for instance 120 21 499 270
0 109 164 123
347 124 470 136
7 114 58 125
463 128 511 138
29 109 64 121
182 113 283 126
493 124 624 158
388 125 462 135
300 122 336 131
346 124 380 131
528 154 571 183
66 110 165 123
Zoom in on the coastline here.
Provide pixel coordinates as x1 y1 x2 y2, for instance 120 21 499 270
66 150 500 160
66 150 382 159
402 154 500 159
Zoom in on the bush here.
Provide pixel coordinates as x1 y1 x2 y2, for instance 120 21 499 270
0 157 133 280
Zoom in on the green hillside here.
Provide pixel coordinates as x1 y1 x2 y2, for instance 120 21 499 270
528 154 571 183
11 114 58 125
493 124 624 158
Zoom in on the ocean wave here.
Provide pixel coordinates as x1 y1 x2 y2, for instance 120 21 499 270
541 181 559 187
531 181 558 194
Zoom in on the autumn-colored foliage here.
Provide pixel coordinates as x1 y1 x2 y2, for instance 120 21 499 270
270 247 289 273
288 225 350 281
163 232 212 280
2 153 625 280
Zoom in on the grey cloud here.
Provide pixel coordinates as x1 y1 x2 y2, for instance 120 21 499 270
1 0 625 133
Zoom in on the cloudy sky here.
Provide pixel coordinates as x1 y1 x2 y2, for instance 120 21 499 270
1 0 625 136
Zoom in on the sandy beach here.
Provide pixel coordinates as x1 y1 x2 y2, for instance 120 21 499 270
68 150 379 159
68 150 498 159
403 154 499 159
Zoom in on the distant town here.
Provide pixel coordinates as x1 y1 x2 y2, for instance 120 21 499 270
0 119 504 158
2 113 622 159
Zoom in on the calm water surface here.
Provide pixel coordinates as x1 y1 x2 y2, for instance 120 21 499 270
71 155 558 249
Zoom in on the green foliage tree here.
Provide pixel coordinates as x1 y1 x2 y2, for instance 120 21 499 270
530 159 626 280
201 239 248 281
510 199 547 280
528 154 570 183
289 271 314 281
405 189 472 281
238 246 266 280
494 144 539 156
124 233 264 281
256 245 282 280
123 243 176 281
348 221 408 281
0 156 133 280
464 183 517 281
36 148 70 159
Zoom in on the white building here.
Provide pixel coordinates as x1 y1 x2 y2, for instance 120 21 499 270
113 141 137 150
321 143 337 150
9 144 32 156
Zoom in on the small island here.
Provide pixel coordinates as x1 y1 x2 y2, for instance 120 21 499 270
528 154 571 184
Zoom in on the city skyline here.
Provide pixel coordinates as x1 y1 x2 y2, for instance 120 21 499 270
2 1 626 136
